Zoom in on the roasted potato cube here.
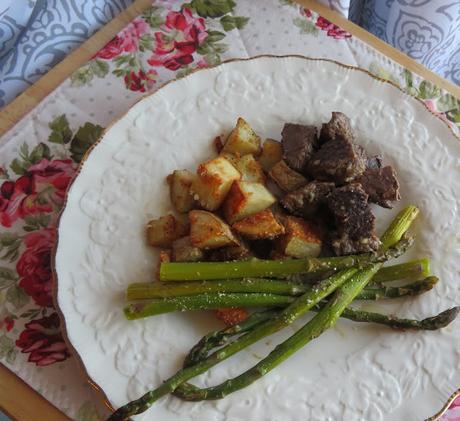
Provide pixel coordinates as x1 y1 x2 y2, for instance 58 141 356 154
219 152 239 167
269 160 308 192
172 236 204 262
235 154 266 183
232 209 284 240
191 156 241 211
189 210 239 249
146 214 189 247
258 139 283 171
278 216 322 258
223 117 261 156
223 181 276 224
168 169 196 213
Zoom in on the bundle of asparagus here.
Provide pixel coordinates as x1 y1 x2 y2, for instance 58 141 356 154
108 206 460 420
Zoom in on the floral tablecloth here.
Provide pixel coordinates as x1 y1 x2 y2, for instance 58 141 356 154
0 1 459 419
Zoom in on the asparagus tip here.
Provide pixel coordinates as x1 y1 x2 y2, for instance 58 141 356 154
422 306 460 330
380 205 419 250
401 276 439 296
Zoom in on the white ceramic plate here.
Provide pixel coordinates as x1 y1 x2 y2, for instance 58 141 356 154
55 56 460 421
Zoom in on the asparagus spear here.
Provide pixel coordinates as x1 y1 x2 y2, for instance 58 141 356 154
159 244 409 281
109 207 417 419
126 275 436 302
339 305 460 330
124 276 436 319
155 254 430 285
373 258 430 283
356 276 438 300
126 278 306 300
182 304 459 369
124 293 293 320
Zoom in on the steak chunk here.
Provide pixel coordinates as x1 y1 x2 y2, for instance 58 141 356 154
357 166 400 208
319 112 354 144
327 184 368 222
281 123 318 173
307 136 366 184
281 181 334 218
311 112 366 184
327 184 379 254
330 231 380 256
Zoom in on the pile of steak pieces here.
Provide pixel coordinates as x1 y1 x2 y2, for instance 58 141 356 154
280 112 400 255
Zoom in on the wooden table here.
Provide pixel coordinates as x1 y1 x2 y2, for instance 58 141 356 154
1 0 458 419
0 363 70 420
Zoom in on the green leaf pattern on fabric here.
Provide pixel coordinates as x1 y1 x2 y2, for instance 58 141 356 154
190 0 236 18
0 267 18 289
70 123 104 163
48 115 73 144
0 234 22 263
10 143 51 175
6 285 29 309
0 334 17 364
220 15 249 31
293 17 319 35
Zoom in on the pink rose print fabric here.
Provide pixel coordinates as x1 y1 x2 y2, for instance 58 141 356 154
0 116 103 370
148 8 208 70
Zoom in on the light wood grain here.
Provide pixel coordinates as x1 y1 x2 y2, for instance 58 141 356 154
0 363 70 420
297 0 460 98
0 0 154 137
